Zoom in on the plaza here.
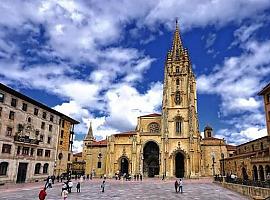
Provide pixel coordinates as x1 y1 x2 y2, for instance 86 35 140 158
0 178 248 200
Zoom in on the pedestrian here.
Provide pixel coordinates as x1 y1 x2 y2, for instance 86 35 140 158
101 180 105 193
62 189 68 200
174 179 179 193
76 182 81 193
57 175 60 182
62 182 68 192
178 178 183 194
52 175 55 184
140 174 142 181
48 177 53 188
68 180 73 193
136 174 139 181
39 187 47 200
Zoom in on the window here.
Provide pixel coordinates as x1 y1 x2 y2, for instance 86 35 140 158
175 91 181 105
2 144 11 154
0 93 4 103
43 163 49 174
148 122 160 133
75 158 78 162
22 147 29 155
27 117 31 123
97 161 102 168
175 117 182 134
42 112 46 119
207 131 211 137
9 111 15 120
261 142 263 150
60 141 63 145
11 98 17 107
176 79 180 85
6 127 12 136
40 135 44 142
267 93 270 103
41 122 45 129
0 162 8 176
22 103 27 111
47 136 51 144
17 146 21 155
37 149 43 156
176 66 180 73
50 115 54 122
49 125 52 132
45 150 50 157
0 107 2 117
34 108 39 116
252 144 255 151
62 120 65 128
34 163 41 174
61 130 64 138
68 153 71 161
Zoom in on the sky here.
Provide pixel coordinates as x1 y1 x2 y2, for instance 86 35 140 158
0 0 270 152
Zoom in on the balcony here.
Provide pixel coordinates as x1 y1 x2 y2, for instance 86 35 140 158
14 135 40 145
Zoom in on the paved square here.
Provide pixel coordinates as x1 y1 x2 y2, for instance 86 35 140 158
0 178 248 200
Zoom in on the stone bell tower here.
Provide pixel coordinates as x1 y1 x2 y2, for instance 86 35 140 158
161 20 201 178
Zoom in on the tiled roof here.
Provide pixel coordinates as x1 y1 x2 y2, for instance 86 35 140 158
92 139 107 146
258 82 270 95
73 152 82 157
139 113 161 117
226 144 236 151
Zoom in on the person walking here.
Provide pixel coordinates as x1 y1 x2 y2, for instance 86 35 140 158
48 177 53 188
76 182 81 193
62 182 68 192
39 187 47 200
62 189 68 200
178 178 183 194
68 180 73 193
101 180 105 193
174 179 179 193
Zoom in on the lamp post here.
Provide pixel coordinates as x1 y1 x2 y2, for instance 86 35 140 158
211 152 216 177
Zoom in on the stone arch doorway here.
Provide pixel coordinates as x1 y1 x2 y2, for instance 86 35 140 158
259 165 265 181
242 167 248 180
143 141 159 177
175 152 185 178
253 165 258 181
119 157 129 175
265 165 270 177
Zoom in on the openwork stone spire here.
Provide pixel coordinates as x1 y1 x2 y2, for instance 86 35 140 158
171 19 184 61
84 121 94 141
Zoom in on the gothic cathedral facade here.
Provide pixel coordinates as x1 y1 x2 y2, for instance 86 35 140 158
82 22 233 178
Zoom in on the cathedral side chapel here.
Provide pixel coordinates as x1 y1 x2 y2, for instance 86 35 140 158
82 21 234 178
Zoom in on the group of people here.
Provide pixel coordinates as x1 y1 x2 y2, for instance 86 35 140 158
39 178 82 200
174 178 183 193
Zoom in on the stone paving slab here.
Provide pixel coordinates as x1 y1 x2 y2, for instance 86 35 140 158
0 179 249 200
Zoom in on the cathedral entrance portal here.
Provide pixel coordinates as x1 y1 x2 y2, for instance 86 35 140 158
143 141 159 177
120 157 129 174
175 152 185 178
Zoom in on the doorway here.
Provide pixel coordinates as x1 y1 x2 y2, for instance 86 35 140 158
175 152 184 178
16 163 28 183
143 141 159 177
120 157 129 174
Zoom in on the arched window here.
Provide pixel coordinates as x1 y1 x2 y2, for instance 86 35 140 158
34 163 41 174
259 165 265 181
0 162 8 175
43 163 49 174
58 153 63 160
175 117 182 134
148 122 160 133
175 91 181 105
176 79 180 85
253 165 258 181
27 117 31 123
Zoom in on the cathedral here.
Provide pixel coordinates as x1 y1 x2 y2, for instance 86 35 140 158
82 21 235 178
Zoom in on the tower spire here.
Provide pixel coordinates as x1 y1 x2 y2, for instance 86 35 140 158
171 18 184 61
84 121 94 141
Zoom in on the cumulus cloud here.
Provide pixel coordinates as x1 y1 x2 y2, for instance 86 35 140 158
0 0 270 149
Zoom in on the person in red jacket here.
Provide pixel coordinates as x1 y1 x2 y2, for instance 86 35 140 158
39 187 47 200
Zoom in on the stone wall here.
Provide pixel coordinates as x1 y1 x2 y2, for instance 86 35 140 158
216 181 270 199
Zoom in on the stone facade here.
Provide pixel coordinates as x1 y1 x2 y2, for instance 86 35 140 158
54 119 77 176
0 83 78 183
258 83 270 136
71 152 85 175
82 22 233 179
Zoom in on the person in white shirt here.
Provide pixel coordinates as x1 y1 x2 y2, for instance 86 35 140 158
178 178 183 194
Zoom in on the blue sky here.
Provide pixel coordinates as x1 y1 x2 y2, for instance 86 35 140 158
0 0 270 152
